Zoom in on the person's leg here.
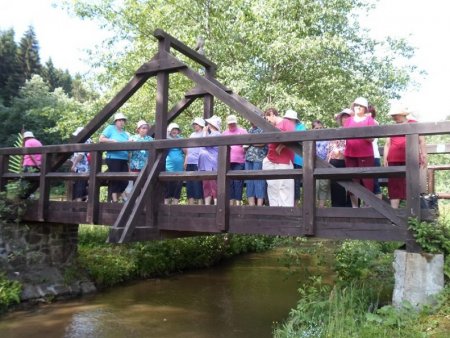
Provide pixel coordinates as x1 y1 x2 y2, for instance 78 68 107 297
245 160 256 205
344 157 359 208
278 162 295 207
263 158 280 206
252 161 266 207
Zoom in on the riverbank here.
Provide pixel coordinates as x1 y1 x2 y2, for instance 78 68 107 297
273 214 450 338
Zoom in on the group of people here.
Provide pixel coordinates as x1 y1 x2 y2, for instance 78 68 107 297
21 97 427 208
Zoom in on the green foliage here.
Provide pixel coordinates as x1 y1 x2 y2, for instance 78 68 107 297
335 240 395 283
77 224 274 288
69 0 417 127
408 216 450 255
0 273 22 313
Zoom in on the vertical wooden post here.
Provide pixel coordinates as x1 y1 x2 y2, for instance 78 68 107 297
154 38 170 140
216 146 230 232
0 155 9 191
37 153 50 222
203 67 215 119
302 141 316 235
406 134 422 252
86 151 102 224
406 134 421 219
427 168 435 194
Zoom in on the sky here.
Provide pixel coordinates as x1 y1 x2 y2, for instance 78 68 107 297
1 0 449 122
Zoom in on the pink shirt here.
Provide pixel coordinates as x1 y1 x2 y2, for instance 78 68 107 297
267 118 295 164
222 127 247 163
343 116 376 157
23 138 43 166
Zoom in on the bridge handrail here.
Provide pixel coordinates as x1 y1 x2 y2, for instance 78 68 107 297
1 121 449 156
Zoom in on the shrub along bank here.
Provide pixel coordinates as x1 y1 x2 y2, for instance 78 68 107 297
274 213 450 338
77 225 275 288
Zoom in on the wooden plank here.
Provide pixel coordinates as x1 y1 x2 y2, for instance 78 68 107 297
154 38 170 140
216 146 230 231
135 52 186 75
302 141 316 235
314 166 405 179
158 169 303 181
37 153 50 221
115 151 166 243
86 151 102 224
426 143 450 154
406 134 421 219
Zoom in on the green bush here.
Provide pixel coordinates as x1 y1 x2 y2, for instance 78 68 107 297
0 274 22 313
77 225 274 288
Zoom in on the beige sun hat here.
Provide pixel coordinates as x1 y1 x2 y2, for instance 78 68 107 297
388 105 409 116
113 112 127 121
167 122 181 132
205 115 221 131
192 117 205 127
283 109 299 121
353 97 369 109
226 114 238 124
23 131 34 138
136 120 149 130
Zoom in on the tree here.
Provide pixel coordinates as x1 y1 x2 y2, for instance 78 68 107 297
41 58 74 95
0 29 21 106
17 26 42 82
69 0 417 128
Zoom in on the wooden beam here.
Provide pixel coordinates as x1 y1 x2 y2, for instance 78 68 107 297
0 155 8 191
86 151 102 224
114 150 166 243
135 52 186 75
37 153 50 222
302 141 316 235
153 29 218 70
314 166 405 179
216 146 230 231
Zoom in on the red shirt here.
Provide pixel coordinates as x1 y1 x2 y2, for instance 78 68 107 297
343 116 376 157
387 119 417 162
267 118 295 164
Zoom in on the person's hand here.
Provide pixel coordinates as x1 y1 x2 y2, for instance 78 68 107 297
275 144 284 155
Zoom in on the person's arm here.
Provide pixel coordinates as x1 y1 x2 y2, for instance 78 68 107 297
71 153 84 172
383 138 390 166
99 134 117 143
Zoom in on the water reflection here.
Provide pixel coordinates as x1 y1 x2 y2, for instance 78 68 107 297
0 249 314 338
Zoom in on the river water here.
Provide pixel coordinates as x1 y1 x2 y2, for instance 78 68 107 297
0 248 323 338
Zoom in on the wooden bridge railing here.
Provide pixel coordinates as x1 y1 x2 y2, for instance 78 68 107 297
1 121 449 247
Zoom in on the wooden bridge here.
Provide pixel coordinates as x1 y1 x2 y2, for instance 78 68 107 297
0 30 448 250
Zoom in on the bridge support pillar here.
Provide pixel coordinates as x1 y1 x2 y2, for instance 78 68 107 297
392 250 444 308
0 221 96 302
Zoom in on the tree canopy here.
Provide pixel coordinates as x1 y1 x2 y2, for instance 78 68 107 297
69 0 417 128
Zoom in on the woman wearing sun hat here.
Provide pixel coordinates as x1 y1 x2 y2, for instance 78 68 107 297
129 120 153 172
198 115 222 205
22 131 43 173
185 117 205 205
99 112 130 202
343 97 377 207
384 105 427 208
164 122 186 205
222 114 247 206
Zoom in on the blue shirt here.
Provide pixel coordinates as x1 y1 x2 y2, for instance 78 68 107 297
129 134 153 170
293 122 307 166
102 124 130 160
166 135 185 172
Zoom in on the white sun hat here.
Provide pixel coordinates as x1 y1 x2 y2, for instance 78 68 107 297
226 114 238 124
167 122 181 132
388 105 409 116
283 109 299 121
353 97 369 109
192 117 205 127
136 120 149 129
113 112 127 121
205 116 221 131
23 131 35 138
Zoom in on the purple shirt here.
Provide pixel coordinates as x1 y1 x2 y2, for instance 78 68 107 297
198 130 221 171
186 131 204 165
